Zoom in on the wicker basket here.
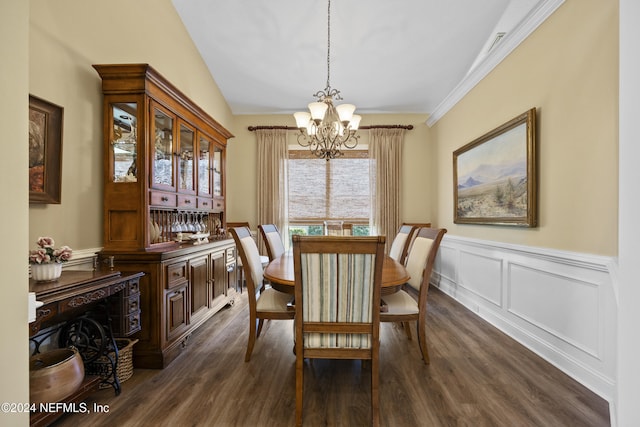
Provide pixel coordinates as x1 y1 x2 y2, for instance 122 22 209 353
86 338 138 389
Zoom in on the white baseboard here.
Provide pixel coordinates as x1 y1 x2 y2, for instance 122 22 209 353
432 235 616 402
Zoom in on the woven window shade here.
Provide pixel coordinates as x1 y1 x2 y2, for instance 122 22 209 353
288 151 371 223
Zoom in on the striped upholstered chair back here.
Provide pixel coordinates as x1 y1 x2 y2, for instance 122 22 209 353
292 235 385 426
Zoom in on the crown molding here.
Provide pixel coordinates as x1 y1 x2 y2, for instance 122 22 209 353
426 0 565 127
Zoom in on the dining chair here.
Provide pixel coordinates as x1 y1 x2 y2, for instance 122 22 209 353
342 222 353 235
387 224 417 265
293 235 386 427
381 227 447 364
323 220 344 236
226 221 251 230
258 224 286 261
227 222 268 293
230 227 294 362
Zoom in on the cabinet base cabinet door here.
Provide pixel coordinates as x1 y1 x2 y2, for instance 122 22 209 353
166 285 188 341
190 256 209 320
212 251 226 302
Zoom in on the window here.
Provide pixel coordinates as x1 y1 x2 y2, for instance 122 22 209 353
288 150 371 239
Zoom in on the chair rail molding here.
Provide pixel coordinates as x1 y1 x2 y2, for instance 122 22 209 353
431 234 616 404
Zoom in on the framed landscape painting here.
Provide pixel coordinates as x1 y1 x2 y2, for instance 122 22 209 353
29 95 64 204
453 108 537 227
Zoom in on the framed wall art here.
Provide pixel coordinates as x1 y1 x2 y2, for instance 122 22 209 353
453 108 537 227
29 95 64 204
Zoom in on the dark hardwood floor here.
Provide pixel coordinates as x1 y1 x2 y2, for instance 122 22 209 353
53 286 610 426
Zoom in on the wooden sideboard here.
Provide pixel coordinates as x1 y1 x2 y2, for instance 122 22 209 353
99 239 237 369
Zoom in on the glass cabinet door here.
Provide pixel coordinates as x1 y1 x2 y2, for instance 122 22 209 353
198 135 211 196
110 102 138 183
151 104 175 189
213 146 223 198
178 123 195 192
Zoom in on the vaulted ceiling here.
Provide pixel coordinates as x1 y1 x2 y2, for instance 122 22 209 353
172 0 557 121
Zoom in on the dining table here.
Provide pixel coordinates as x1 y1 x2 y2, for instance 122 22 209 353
263 251 410 295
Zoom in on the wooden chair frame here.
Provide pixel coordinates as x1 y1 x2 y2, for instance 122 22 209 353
388 224 418 265
258 224 286 261
227 222 251 291
381 227 446 364
293 235 386 427
230 227 294 362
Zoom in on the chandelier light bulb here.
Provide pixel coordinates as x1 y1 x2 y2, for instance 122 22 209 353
308 102 328 121
349 114 362 130
336 104 356 123
294 111 311 128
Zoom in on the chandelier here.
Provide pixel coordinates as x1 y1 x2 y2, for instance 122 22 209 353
293 0 361 160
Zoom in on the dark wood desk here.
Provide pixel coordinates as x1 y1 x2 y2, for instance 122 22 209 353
29 269 144 427
29 270 144 337
263 252 410 294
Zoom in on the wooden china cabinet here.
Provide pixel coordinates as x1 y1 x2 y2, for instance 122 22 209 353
94 64 236 368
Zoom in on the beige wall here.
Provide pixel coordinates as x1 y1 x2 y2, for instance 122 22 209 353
431 0 618 256
28 0 235 251
1 1 30 425
227 113 434 230
28 0 618 258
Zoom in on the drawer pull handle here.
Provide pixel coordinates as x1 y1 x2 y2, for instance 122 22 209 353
161 196 168 202
185 199 192 204
202 202 209 206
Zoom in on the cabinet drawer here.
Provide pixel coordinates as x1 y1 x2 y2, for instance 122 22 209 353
211 198 224 212
177 195 196 208
109 293 140 315
121 278 140 297
111 310 141 336
150 191 177 208
121 294 140 314
198 197 213 210
166 261 188 289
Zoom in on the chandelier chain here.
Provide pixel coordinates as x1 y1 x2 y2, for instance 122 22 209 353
326 0 331 90
293 0 360 160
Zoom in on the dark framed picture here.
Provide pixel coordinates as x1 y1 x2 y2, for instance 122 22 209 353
29 95 64 204
453 108 537 227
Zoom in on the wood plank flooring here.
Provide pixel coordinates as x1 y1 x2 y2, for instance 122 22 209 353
53 287 610 426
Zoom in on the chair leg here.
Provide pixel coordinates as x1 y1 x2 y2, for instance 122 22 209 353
371 356 380 427
295 352 304 426
402 321 412 340
417 320 430 364
256 318 265 338
237 267 242 293
245 316 257 362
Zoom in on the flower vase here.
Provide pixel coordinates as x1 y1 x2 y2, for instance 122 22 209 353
31 263 63 282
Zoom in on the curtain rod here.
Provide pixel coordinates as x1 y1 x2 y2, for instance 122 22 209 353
247 124 413 131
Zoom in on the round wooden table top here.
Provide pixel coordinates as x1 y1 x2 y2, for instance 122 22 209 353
263 252 410 293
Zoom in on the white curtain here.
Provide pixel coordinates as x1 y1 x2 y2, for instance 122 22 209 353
256 129 288 254
369 128 405 252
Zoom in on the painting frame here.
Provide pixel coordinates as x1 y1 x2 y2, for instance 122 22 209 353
453 108 537 227
29 95 64 204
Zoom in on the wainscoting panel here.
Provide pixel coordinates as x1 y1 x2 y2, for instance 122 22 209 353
508 262 600 358
433 235 616 402
459 250 503 307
